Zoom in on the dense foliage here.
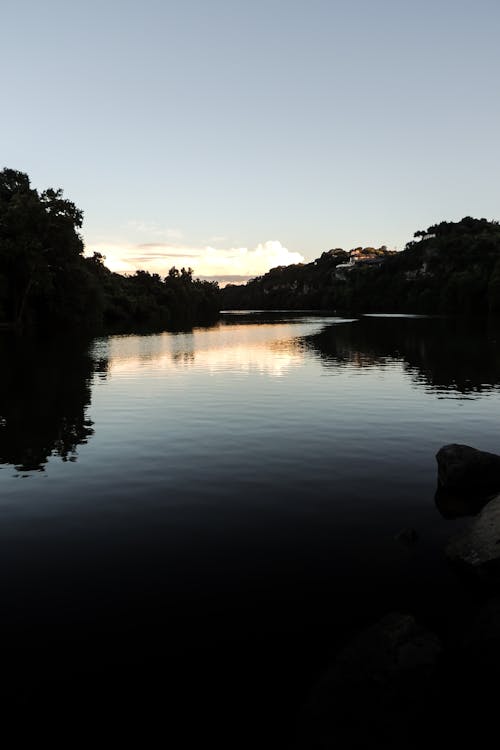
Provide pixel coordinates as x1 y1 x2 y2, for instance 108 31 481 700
85 256 220 330
221 217 500 315
0 169 219 331
2 166 499 324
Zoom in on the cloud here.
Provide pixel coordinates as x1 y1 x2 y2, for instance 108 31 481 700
199 274 254 284
84 239 304 283
136 243 200 255
127 253 200 264
199 240 304 279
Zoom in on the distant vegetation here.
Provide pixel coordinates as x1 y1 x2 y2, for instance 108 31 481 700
0 169 219 331
2 167 500 328
222 217 500 315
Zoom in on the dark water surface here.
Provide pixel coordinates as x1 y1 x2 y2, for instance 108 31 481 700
1 312 499 741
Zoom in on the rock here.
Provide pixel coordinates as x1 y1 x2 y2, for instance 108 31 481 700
462 596 500 655
436 443 500 494
434 487 494 519
394 527 418 546
328 612 441 682
300 613 441 747
446 493 500 576
438 596 500 728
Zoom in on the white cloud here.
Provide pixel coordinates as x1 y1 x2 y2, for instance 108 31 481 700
84 239 304 282
199 240 304 278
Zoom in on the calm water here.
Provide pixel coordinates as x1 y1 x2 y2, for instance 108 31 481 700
1 312 500 740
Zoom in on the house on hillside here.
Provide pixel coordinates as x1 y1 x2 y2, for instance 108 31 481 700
334 245 395 279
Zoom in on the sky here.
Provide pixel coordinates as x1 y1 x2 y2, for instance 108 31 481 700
2 0 499 284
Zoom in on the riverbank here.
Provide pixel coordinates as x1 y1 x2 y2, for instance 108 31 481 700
298 444 500 748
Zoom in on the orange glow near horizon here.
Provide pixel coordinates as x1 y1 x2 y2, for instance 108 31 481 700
100 322 307 380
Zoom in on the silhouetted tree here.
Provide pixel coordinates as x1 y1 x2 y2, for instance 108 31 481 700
0 168 221 331
0 168 88 328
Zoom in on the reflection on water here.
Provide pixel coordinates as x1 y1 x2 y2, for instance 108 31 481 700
98 312 500 395
101 320 323 378
300 315 500 396
0 335 97 471
2 313 500 474
1 312 500 741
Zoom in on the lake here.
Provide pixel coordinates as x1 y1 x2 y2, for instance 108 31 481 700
1 312 499 742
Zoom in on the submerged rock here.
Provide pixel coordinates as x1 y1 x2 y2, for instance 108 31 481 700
438 596 500 730
394 527 418 547
462 596 500 655
446 494 500 576
436 444 500 494
300 613 441 747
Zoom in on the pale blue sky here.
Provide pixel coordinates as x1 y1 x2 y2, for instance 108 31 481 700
2 0 499 281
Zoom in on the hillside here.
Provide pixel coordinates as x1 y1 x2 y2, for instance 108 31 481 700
221 218 500 314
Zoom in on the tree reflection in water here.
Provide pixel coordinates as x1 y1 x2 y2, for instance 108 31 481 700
299 315 500 396
0 334 103 471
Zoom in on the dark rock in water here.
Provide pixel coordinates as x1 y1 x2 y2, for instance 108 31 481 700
299 613 441 748
462 596 500 656
436 443 500 494
394 527 418 546
439 596 500 728
434 486 494 519
446 494 500 577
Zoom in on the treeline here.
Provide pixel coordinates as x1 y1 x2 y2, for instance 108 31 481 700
3 166 500 325
85 256 220 330
0 169 219 332
221 217 500 315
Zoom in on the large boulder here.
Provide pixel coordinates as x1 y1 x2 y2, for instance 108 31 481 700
461 596 500 658
446 493 500 576
299 613 442 747
437 596 500 730
434 486 494 519
436 443 500 494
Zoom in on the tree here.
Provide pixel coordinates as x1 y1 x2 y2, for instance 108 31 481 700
0 168 85 327
0 168 221 331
